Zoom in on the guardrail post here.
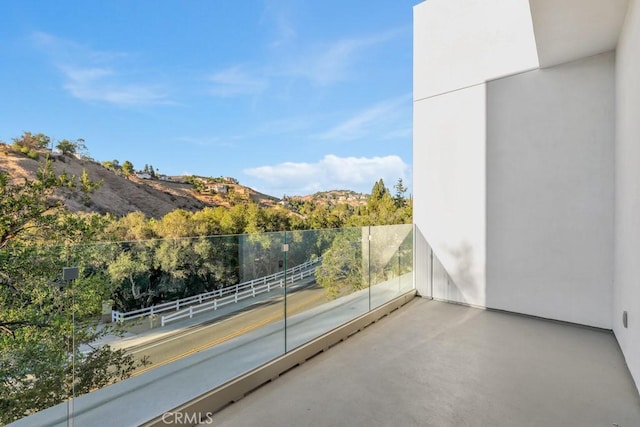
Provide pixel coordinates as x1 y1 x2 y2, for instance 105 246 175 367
252 285 255 297
214 299 217 310
189 306 193 319
235 293 238 303
199 295 202 304
161 316 165 327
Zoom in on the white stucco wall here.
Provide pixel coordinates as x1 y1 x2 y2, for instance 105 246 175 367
529 0 629 68
413 0 639 391
413 0 540 306
486 52 615 328
614 0 640 391
413 85 486 306
413 0 538 101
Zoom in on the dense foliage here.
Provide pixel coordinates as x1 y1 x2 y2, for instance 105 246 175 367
0 161 147 424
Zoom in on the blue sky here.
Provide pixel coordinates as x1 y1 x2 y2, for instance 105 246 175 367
0 0 417 197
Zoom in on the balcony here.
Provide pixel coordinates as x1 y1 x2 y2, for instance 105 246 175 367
5 222 639 426
211 298 640 427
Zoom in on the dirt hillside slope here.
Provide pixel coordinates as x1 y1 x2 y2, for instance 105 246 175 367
1 145 206 218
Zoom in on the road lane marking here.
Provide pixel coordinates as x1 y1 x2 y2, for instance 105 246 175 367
131 290 327 377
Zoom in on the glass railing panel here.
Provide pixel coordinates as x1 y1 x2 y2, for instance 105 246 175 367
6 233 290 426
369 224 414 309
1 243 76 426
285 227 369 351
8 224 416 425
102 232 288 383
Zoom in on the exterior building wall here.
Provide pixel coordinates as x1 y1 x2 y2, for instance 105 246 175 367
413 0 538 100
486 52 615 328
413 0 537 305
414 0 638 388
614 0 640 391
413 85 487 306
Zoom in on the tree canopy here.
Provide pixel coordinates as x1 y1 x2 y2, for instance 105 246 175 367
0 161 145 424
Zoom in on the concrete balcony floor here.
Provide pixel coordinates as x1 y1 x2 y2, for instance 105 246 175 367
212 298 640 427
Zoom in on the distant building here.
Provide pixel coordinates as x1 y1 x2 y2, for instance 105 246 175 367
135 172 152 180
205 184 228 194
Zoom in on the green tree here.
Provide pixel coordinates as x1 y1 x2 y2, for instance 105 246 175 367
220 204 248 234
79 169 103 204
393 178 408 208
154 209 196 238
121 160 134 176
369 178 390 206
315 230 364 299
191 207 226 236
12 132 50 150
107 211 156 241
55 138 87 156
0 159 145 424
56 139 77 155
108 249 154 304
143 164 157 178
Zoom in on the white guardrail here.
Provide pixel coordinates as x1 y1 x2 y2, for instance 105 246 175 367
160 267 317 327
111 258 321 325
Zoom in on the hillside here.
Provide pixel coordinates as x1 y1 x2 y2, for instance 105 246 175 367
0 144 280 218
288 189 368 207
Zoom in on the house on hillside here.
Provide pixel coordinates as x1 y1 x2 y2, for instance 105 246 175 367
205 184 228 194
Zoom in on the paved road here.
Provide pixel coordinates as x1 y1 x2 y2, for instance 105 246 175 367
128 281 328 375
10 274 412 427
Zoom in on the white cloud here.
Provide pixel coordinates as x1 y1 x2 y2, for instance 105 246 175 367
208 66 268 97
60 65 168 106
32 32 169 106
243 154 408 195
285 30 401 86
206 29 401 99
316 94 411 141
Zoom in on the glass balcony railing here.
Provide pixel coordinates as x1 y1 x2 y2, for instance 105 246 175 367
2 224 414 426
